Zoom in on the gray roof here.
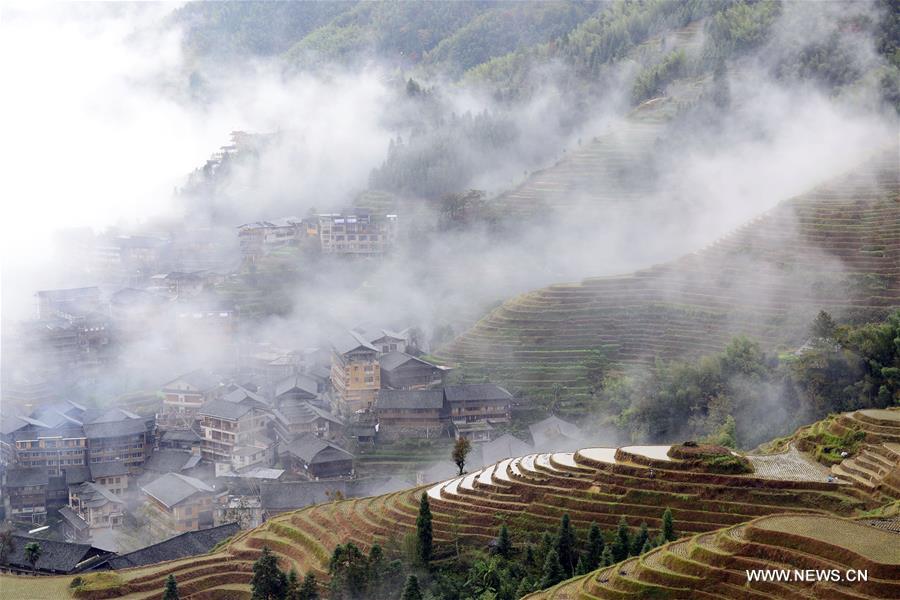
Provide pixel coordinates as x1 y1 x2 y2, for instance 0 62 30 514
163 369 221 392
198 398 253 420
144 450 198 473
529 415 584 448
259 480 348 511
62 466 92 485
378 351 438 372
90 460 128 478
281 434 353 464
332 330 377 355
160 429 202 444
142 472 214 508
275 373 319 398
83 417 148 440
352 325 405 344
59 506 90 532
71 482 124 507
444 384 512 403
106 523 240 569
376 389 445 410
276 400 342 426
1 535 109 574
5 467 49 488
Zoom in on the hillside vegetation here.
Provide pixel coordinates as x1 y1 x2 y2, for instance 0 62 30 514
438 147 900 411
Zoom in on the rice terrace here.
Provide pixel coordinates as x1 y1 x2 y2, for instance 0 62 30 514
1 1 899 599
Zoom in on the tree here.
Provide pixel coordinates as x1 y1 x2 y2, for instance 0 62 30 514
452 436 472 476
611 518 630 563
400 575 423 600
251 546 287 600
600 546 615 567
287 569 299 600
556 513 577 577
586 522 604 570
329 543 368 599
630 522 649 556
539 548 564 589
24 542 41 573
662 508 676 542
0 531 14 564
416 492 433 566
495 524 512 559
812 310 838 340
163 574 179 600
367 544 386 599
299 572 319 600
574 555 589 576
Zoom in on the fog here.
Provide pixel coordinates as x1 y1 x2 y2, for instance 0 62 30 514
1 0 896 420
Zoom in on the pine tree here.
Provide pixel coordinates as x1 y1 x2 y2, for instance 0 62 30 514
299 573 318 600
416 493 433 566
251 546 287 600
496 524 512 559
641 539 654 554
556 513 577 577
162 574 179 600
524 544 537 570
611 518 630 563
586 522 604 570
575 555 589 576
631 522 649 556
400 575 423 600
662 508 675 542
540 548 565 588
515 577 533 598
537 531 554 563
286 569 299 600
600 546 615 567
367 544 385 599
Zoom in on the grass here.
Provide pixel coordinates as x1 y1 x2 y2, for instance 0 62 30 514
0 574 73 599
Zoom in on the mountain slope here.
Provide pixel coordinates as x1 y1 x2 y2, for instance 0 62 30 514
437 146 900 397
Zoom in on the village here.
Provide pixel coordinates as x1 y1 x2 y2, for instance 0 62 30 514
0 211 585 576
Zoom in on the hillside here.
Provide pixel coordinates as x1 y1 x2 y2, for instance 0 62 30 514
11 409 897 599
522 513 900 600
437 145 900 398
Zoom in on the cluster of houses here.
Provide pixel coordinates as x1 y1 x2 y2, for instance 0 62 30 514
236 210 399 262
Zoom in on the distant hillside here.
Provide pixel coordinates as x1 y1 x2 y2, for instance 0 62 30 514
438 147 900 397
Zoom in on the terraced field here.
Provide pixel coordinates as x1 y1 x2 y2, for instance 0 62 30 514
6 410 888 599
439 146 900 397
523 513 900 600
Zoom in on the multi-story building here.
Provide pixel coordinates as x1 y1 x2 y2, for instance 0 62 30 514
159 369 223 428
316 212 398 256
330 331 380 416
379 351 447 389
197 398 270 467
89 460 129 495
374 389 449 440
83 409 152 472
141 472 215 532
68 481 125 530
278 433 354 480
4 467 50 522
35 287 102 320
237 218 302 262
444 384 512 426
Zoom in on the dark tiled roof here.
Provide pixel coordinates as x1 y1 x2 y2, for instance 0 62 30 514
62 466 92 485
444 384 512 403
281 433 353 464
90 460 128 478
332 330 377 355
274 374 319 398
83 417 148 440
163 369 221 392
378 351 432 371
59 506 90 532
259 480 348 511
276 400 342 426
376 389 445 410
71 482 124 507
144 450 197 474
222 385 269 408
142 472 214 508
105 523 240 569
1 535 110 574
198 398 252 420
5 467 49 488
160 429 202 444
